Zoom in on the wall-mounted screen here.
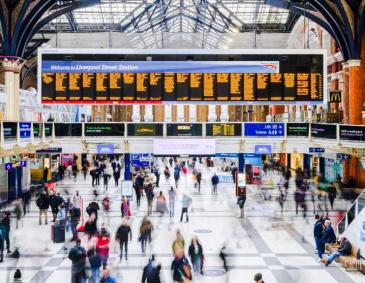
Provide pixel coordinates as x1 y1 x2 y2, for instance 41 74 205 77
286 123 309 137
166 123 202 136
85 123 124 137
311 123 337 139
55 123 82 137
340 125 365 141
127 123 163 137
206 123 241 136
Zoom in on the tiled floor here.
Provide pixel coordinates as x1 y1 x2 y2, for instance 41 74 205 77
0 163 364 283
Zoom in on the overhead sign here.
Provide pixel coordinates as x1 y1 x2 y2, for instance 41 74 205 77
329 91 341 103
85 123 124 137
19 161 27 168
286 123 309 137
206 123 241 137
215 153 239 158
255 145 272 154
337 153 350 161
36 147 62 154
244 123 284 137
311 123 337 139
166 123 202 137
153 139 215 155
3 122 17 140
4 163 12 171
19 122 31 139
340 125 365 141
309 147 325 153
97 144 114 154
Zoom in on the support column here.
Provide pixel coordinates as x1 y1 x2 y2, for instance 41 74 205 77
342 62 350 124
124 153 131 180
0 58 24 121
348 60 365 124
220 105 229 122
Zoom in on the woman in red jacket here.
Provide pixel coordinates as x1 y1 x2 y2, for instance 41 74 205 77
96 225 110 267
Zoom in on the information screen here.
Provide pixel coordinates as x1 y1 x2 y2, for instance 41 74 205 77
44 123 53 137
244 123 284 137
311 123 337 139
206 123 241 137
40 51 325 104
167 123 202 136
33 123 42 138
85 123 124 137
286 123 309 137
55 123 82 137
3 122 17 140
340 125 365 141
127 123 163 136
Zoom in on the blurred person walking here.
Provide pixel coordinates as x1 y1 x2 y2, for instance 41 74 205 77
188 236 204 276
139 217 153 254
168 187 176 218
180 194 192 223
116 218 132 261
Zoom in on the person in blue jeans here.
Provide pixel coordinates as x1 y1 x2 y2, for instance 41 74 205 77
321 236 352 266
87 246 101 283
313 215 324 259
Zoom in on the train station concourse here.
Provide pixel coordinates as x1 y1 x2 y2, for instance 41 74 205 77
1 0 365 282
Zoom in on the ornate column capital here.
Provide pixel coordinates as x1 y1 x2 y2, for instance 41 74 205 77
0 56 25 73
347 59 361 68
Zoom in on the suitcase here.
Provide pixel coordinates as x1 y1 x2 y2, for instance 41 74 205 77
51 224 65 243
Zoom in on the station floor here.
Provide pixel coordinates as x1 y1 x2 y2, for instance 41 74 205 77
1 165 364 283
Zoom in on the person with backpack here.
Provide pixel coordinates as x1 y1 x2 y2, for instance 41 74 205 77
87 244 101 283
171 247 192 283
142 254 162 283
36 192 50 225
113 169 121 187
211 173 219 195
49 192 63 222
180 194 192 223
68 239 87 283
139 217 153 254
115 218 132 261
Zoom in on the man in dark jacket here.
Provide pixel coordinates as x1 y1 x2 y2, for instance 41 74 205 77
313 215 324 259
1 212 11 254
211 173 219 195
49 193 63 222
322 220 336 245
22 188 31 215
68 239 87 283
36 192 50 225
142 254 161 283
321 236 352 266
116 219 132 261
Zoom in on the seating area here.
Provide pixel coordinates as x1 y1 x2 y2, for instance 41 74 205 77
325 243 364 273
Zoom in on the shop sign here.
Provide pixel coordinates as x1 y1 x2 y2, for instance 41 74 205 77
336 153 350 161
19 161 27 168
329 91 341 103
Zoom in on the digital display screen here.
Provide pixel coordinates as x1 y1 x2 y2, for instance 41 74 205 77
44 123 53 137
41 52 324 104
340 125 365 141
55 123 82 137
127 123 163 136
3 122 17 140
286 123 309 137
206 123 241 136
33 123 42 138
167 123 202 136
244 123 284 137
85 123 124 137
311 123 337 139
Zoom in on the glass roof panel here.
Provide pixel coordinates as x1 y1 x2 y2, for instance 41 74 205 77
45 0 295 33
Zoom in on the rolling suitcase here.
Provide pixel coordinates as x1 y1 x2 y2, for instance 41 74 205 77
51 224 65 243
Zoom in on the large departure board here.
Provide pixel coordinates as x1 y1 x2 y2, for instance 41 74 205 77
206 123 241 136
85 123 124 136
40 50 325 104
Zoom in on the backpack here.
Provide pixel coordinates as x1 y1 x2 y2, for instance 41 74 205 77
146 262 157 281
36 197 43 208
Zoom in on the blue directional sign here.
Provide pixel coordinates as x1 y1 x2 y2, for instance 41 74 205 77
255 145 272 154
337 153 350 161
4 163 12 170
19 161 27 168
215 153 239 158
97 144 114 154
244 123 284 137
309 147 325 153
19 122 31 139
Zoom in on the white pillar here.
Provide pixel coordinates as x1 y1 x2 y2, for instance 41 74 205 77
189 105 197 122
220 105 229 122
144 105 153 122
207 105 217 122
131 105 141 122
165 104 172 122
176 105 184 122
0 58 23 121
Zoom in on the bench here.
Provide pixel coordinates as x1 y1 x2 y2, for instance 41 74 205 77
325 243 364 273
